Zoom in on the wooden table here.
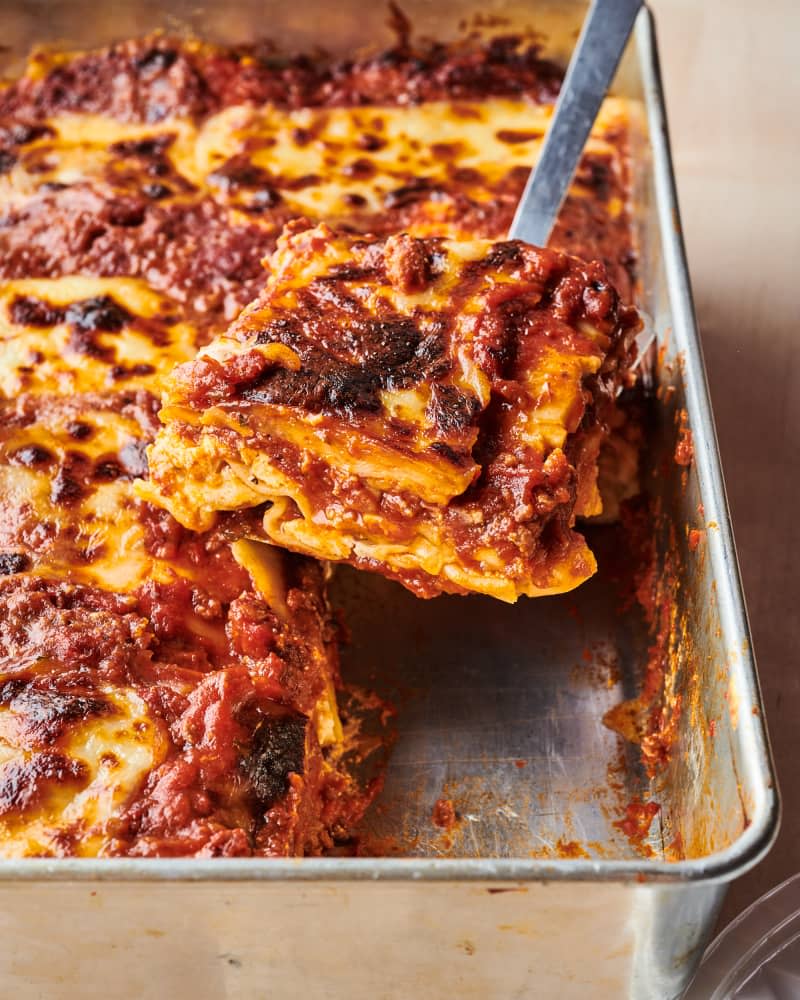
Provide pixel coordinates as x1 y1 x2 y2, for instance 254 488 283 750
649 0 800 925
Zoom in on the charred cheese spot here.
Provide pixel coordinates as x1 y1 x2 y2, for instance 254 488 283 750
0 752 89 818
0 681 114 747
241 713 307 809
0 553 30 575
2 114 197 195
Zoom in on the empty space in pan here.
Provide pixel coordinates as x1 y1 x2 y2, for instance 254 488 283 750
333 523 653 859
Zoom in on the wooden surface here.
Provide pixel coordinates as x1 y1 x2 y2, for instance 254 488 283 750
648 0 800 924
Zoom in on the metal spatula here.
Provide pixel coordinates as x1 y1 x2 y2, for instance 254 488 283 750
509 0 643 246
509 0 650 374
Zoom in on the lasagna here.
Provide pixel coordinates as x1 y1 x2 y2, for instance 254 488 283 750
0 32 638 854
142 222 639 602
0 284 356 857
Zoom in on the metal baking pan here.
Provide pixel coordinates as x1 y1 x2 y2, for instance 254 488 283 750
0 3 779 998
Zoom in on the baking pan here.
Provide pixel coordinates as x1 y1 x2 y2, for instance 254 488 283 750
0 3 779 998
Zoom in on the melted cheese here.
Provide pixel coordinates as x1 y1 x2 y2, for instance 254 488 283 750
194 98 629 225
0 686 168 858
4 95 632 244
0 277 198 398
0 394 187 593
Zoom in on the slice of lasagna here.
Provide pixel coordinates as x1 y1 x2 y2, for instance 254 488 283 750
142 222 639 602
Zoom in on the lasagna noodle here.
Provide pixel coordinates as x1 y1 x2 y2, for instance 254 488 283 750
142 223 639 603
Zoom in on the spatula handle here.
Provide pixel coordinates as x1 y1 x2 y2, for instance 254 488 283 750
509 0 643 246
